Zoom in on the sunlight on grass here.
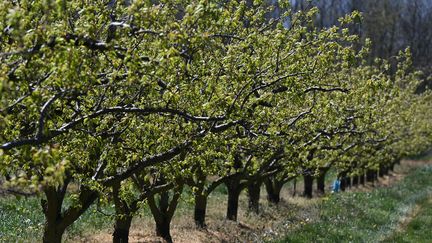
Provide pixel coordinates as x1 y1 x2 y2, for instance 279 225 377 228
277 165 432 243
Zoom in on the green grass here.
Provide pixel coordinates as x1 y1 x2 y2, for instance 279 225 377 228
383 197 432 243
0 196 115 242
0 196 43 242
277 165 432 243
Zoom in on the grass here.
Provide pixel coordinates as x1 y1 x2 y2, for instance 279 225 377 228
383 197 432 242
277 165 432 243
1 161 431 242
0 196 43 242
0 196 115 242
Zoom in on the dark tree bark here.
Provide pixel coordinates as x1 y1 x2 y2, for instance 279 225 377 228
352 175 359 187
339 172 349 192
345 176 351 188
43 217 66 243
303 150 316 198
360 173 365 185
366 169 376 184
383 166 390 176
316 168 328 195
194 192 208 228
247 181 261 214
113 215 133 243
389 163 395 172
340 177 347 192
42 188 66 243
42 180 98 243
379 165 385 177
380 165 390 176
112 182 137 243
148 184 183 243
225 177 242 221
191 169 208 228
193 178 229 227
264 177 284 204
316 174 325 195
303 172 313 198
155 218 172 243
190 172 241 228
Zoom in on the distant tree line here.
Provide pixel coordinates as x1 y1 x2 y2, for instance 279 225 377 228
289 0 432 66
265 0 432 90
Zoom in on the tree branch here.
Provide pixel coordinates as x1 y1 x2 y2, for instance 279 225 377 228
304 86 349 94
240 72 307 110
37 93 62 139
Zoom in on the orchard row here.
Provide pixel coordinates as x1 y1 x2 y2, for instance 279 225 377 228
0 1 431 242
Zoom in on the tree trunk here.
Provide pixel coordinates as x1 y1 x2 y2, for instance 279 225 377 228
352 175 359 187
340 176 347 192
366 169 375 183
150 191 173 243
360 173 365 185
303 176 313 198
389 163 395 172
194 192 208 228
345 176 351 188
155 218 172 243
303 173 313 198
148 184 183 243
264 177 283 204
43 224 65 243
316 168 327 195
382 166 389 176
112 182 135 243
226 179 241 221
42 185 67 243
113 215 133 243
191 169 209 228
42 182 97 243
379 165 385 177
338 172 350 192
156 187 171 242
247 181 261 214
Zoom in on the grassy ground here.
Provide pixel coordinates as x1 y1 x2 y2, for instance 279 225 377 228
0 196 43 242
0 196 115 242
0 159 430 242
382 197 432 242
278 164 432 242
